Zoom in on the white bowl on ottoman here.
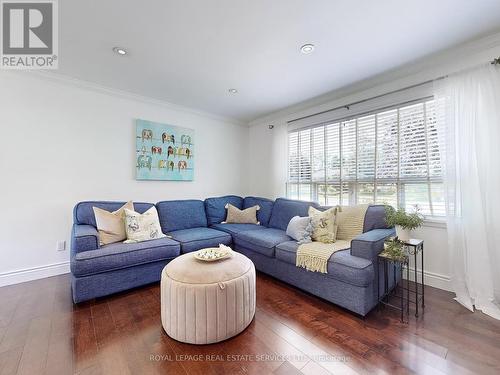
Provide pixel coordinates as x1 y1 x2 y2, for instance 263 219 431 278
161 249 256 344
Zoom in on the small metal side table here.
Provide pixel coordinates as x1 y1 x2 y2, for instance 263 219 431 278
377 239 425 323
377 251 410 323
403 239 425 317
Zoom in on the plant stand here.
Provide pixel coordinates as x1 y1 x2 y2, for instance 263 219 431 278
377 239 425 323
403 239 425 316
378 251 409 323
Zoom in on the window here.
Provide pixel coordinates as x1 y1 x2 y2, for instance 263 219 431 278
286 99 445 217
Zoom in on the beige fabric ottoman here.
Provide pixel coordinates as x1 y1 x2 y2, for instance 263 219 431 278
161 250 256 344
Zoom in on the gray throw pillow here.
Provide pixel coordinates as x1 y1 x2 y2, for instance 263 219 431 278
286 216 313 244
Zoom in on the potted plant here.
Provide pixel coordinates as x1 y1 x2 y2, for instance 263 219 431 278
385 205 424 241
383 237 406 261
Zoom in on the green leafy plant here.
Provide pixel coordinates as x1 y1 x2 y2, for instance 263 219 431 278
384 205 424 230
383 237 406 260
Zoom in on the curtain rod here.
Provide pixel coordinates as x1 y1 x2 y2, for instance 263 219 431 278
287 56 500 125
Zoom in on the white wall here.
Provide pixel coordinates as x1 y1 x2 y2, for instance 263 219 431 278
0 72 249 286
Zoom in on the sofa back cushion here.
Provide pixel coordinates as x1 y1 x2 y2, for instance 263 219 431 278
156 200 207 232
318 204 391 233
74 201 153 227
204 195 243 225
268 198 317 230
363 205 390 232
244 196 274 227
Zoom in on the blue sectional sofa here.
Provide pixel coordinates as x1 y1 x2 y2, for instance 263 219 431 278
71 196 396 316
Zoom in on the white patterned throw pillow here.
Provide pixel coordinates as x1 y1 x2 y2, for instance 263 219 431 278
124 207 166 243
308 206 338 244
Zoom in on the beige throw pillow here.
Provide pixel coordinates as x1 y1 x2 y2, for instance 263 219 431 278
308 206 338 244
336 204 369 240
223 203 260 225
124 207 166 243
93 201 134 246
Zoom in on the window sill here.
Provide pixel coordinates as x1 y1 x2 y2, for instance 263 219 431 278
422 218 447 229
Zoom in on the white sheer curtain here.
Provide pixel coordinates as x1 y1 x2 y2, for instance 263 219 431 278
435 64 500 320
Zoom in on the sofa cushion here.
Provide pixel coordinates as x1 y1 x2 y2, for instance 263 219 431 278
286 216 313 243
244 197 274 226
268 198 317 231
309 206 337 243
93 201 134 246
234 228 291 257
156 200 207 232
124 207 166 243
74 201 153 227
71 237 180 277
211 223 265 236
275 241 374 287
225 203 260 224
168 227 232 253
363 205 390 232
204 195 243 225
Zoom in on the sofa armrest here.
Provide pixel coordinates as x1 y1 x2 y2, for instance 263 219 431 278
350 228 395 262
71 224 99 255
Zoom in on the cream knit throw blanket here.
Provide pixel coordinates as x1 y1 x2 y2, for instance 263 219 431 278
296 204 370 273
336 204 369 241
296 240 350 273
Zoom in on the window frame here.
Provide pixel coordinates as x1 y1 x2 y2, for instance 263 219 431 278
286 96 445 219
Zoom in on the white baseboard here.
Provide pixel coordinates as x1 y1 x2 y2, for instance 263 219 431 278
403 267 451 292
0 262 70 288
0 261 451 294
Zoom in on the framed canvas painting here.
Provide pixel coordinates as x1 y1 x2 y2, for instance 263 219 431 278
135 119 194 181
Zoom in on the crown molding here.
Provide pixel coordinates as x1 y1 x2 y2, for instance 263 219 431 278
249 29 500 127
6 29 500 129
11 70 247 127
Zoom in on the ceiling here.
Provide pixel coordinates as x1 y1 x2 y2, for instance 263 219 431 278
57 0 500 123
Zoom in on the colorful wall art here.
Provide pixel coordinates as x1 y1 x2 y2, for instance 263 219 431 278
136 119 194 181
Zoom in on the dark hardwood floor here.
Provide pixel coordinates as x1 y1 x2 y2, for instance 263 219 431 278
0 272 499 375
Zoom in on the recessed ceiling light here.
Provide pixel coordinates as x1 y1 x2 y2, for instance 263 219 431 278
228 88 238 94
112 47 127 56
300 43 315 54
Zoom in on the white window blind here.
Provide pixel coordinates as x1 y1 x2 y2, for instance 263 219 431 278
286 99 445 217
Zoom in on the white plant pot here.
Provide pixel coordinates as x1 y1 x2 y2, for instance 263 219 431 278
395 225 411 241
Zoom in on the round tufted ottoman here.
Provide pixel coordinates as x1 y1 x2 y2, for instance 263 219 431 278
161 250 256 344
